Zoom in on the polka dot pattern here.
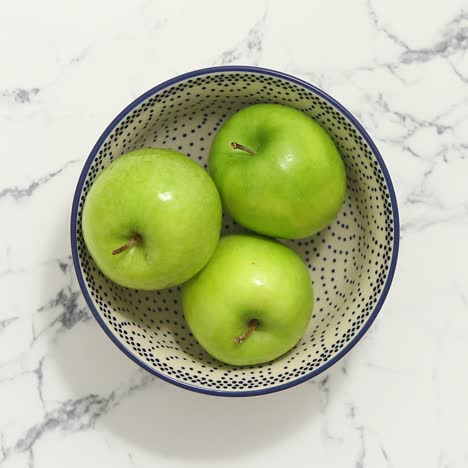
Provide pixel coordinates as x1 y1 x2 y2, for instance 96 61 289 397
73 70 397 394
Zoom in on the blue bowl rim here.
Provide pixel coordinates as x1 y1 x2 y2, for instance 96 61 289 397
70 65 400 397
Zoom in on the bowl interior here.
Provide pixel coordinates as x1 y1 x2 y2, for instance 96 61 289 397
73 69 397 395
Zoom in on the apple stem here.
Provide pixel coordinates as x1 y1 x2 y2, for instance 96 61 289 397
112 233 143 255
235 319 259 344
231 142 256 155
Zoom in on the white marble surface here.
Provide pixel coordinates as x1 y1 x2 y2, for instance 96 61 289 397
1 0 468 466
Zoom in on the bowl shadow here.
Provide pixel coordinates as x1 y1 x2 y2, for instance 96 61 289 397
54 320 348 461
53 212 350 461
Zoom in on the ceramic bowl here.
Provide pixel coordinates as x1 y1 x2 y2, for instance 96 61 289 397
71 66 399 396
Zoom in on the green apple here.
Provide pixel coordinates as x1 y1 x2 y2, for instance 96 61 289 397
82 148 222 290
181 234 313 366
209 103 347 239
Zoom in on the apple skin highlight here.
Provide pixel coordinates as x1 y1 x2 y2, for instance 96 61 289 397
182 234 314 366
209 103 347 240
82 148 222 290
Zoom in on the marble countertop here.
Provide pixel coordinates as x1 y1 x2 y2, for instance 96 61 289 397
1 0 468 466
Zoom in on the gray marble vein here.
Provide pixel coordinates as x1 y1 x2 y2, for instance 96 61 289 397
355 426 365 468
380 445 390 463
2 88 40 104
318 375 330 408
0 432 6 462
449 60 468 84
34 358 45 410
0 265 28 278
33 259 91 345
404 163 439 207
0 159 80 202
214 9 267 66
69 47 90 65
37 288 89 330
1 371 153 465
401 204 468 235
0 316 18 335
346 404 366 468
368 0 468 64
374 93 451 140
0 255 75 279
399 12 468 64
15 394 114 452
27 448 34 468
